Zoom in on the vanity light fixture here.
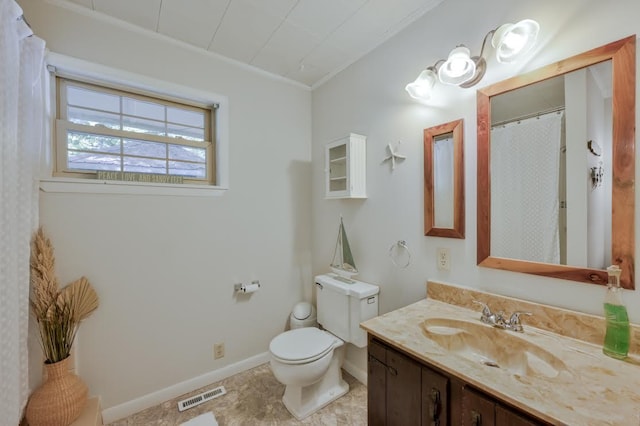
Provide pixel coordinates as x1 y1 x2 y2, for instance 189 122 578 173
405 19 539 101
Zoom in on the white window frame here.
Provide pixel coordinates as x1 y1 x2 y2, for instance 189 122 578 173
40 52 229 196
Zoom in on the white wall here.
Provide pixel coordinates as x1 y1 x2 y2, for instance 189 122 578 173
565 69 589 265
312 0 640 372
19 0 312 412
586 68 610 267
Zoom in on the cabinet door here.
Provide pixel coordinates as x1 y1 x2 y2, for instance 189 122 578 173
325 134 366 198
368 341 388 426
422 367 449 426
496 404 542 426
327 141 348 196
462 387 495 426
387 347 422 425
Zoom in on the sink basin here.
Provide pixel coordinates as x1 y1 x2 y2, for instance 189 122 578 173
421 318 568 379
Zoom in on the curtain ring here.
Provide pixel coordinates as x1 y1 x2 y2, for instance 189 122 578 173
389 240 411 269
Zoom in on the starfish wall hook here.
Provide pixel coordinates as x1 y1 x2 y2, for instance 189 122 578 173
383 142 406 170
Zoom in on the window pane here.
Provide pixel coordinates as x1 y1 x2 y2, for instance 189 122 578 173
58 78 214 183
122 116 166 136
169 160 206 178
168 144 206 161
68 106 120 130
167 107 204 128
123 157 167 174
68 151 121 171
167 123 204 141
123 97 164 120
68 131 120 153
123 139 166 158
67 85 120 113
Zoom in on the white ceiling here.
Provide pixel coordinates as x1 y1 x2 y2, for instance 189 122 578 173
64 0 445 88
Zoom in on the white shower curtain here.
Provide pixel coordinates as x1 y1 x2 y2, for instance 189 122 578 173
490 112 563 263
433 135 454 228
0 1 46 423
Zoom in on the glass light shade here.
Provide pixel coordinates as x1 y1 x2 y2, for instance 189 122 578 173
405 69 437 100
438 46 476 85
492 19 539 63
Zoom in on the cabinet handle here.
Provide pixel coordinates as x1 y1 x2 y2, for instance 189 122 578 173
387 366 397 376
471 410 481 426
429 388 441 426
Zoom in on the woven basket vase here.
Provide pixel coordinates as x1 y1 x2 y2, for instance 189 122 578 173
25 357 88 426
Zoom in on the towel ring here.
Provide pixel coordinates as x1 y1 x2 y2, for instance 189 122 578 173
389 240 411 269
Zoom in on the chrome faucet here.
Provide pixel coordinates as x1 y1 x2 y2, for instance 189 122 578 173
473 301 498 325
472 301 532 332
507 311 532 332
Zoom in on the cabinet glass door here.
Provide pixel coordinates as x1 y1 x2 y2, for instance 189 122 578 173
329 143 347 192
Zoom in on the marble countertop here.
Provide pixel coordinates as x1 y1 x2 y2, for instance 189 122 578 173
361 296 640 425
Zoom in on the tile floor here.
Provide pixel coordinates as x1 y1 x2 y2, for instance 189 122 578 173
107 363 367 425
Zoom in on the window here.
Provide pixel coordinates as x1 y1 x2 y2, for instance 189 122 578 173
54 77 216 185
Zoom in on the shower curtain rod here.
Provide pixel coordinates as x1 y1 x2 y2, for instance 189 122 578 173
491 106 565 128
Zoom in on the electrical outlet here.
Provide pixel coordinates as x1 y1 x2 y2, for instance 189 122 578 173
437 248 450 271
214 342 225 359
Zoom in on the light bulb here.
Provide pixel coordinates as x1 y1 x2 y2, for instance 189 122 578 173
502 32 526 52
438 46 476 85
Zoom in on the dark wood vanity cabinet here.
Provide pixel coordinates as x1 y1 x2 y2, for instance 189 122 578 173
368 338 448 425
462 387 495 425
368 336 547 426
422 366 449 426
368 338 423 425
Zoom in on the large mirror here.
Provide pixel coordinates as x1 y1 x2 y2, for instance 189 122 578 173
477 36 635 289
424 119 465 238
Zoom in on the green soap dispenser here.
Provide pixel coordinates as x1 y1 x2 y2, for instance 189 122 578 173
603 265 630 359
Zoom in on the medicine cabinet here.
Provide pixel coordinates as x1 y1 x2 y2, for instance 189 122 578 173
325 133 367 199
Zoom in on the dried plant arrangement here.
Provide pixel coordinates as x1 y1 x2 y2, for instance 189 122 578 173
30 227 99 364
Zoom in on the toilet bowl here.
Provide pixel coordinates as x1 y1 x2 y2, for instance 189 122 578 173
269 327 348 420
269 274 379 420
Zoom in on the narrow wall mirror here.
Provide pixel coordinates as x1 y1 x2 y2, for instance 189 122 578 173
477 36 635 289
425 119 465 238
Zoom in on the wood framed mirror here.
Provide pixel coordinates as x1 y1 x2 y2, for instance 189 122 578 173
477 36 635 289
425 119 465 238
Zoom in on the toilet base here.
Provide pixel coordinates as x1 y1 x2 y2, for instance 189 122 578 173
280 343 348 421
281 370 349 420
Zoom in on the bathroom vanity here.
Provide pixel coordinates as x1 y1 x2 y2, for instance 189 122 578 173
361 282 640 425
368 336 541 425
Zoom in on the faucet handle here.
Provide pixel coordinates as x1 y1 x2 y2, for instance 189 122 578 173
508 311 532 332
472 300 494 323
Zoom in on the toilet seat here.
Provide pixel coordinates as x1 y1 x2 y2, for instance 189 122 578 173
270 328 338 364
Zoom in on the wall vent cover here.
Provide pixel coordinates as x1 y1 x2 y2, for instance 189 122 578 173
177 386 227 411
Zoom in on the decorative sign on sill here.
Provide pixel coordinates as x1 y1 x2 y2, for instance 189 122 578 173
96 171 184 184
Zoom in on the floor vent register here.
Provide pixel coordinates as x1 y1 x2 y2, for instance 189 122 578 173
177 386 227 412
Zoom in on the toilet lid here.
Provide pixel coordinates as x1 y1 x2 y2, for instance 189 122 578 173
292 302 313 320
270 328 335 362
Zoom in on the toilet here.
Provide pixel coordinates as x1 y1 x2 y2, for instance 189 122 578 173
269 274 379 420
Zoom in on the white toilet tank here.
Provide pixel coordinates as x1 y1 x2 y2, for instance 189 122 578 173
315 274 379 348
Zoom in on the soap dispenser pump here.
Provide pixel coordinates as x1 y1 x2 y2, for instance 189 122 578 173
603 265 630 359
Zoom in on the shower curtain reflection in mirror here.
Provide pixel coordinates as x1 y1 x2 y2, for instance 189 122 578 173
434 133 454 229
490 112 564 263
424 118 464 239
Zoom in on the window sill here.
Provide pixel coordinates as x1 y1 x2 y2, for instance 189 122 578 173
39 178 228 197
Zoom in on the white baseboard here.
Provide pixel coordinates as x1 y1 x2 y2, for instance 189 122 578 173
342 359 367 386
101 352 270 424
